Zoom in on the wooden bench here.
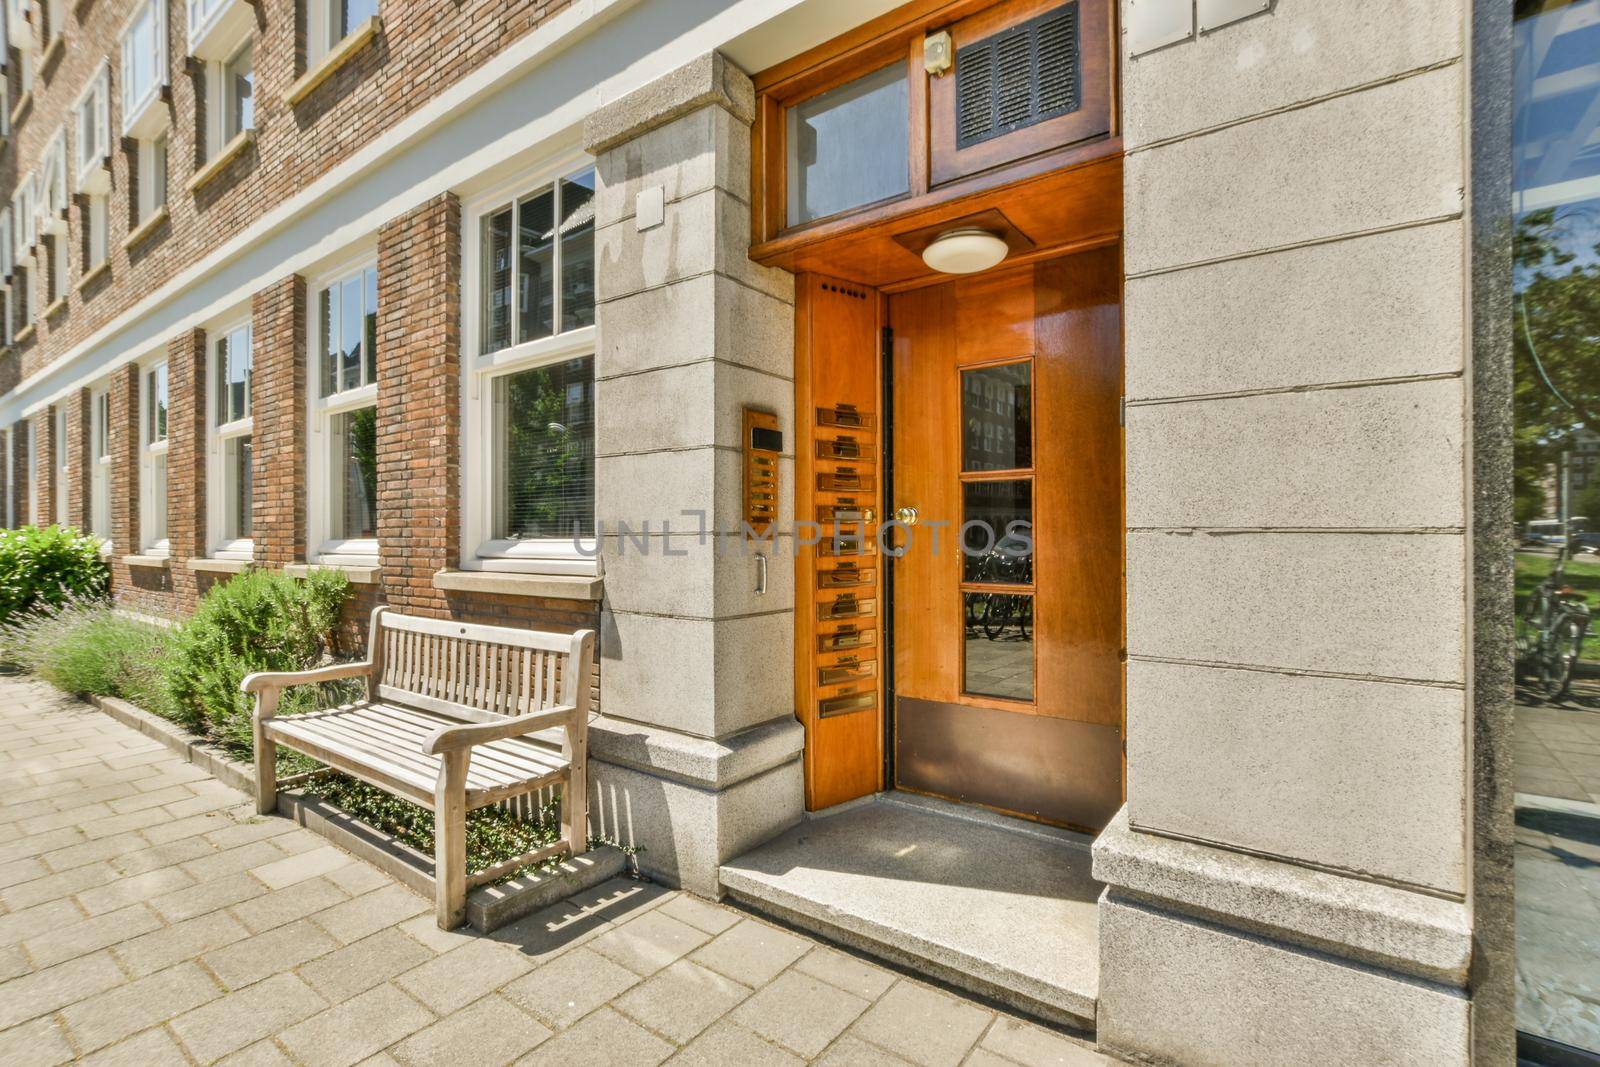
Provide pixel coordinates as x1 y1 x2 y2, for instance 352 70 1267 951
242 607 595 928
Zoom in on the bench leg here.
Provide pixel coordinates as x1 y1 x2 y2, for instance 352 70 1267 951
252 694 278 816
434 750 469 930
562 762 588 859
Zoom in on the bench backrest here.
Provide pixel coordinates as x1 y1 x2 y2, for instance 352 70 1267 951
367 608 595 726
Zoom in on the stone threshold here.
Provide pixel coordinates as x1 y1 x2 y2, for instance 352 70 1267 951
87 693 623 931
720 790 1101 1030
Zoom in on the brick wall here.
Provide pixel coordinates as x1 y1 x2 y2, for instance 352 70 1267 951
375 192 459 617
35 410 56 527
3 0 574 386
252 274 307 568
108 361 139 564
167 327 207 610
66 388 89 531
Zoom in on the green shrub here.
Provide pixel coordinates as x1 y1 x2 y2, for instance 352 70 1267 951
0 526 109 625
0 599 173 713
165 568 351 751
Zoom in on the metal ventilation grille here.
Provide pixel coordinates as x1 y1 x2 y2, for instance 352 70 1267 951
954 3 1080 150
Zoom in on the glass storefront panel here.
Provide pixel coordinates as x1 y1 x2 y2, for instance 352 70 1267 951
1513 1 1600 1054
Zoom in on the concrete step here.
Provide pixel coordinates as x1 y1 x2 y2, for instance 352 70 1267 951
719 791 1100 1029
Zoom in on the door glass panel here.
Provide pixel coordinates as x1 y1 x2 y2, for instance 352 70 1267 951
963 592 1033 701
962 362 1032 471
963 479 1032 583
787 62 909 225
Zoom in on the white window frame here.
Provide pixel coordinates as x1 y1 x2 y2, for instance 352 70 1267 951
460 151 599 576
203 35 254 160
26 418 37 524
90 384 111 545
140 359 169 554
3 426 12 529
38 133 68 239
120 0 170 138
188 0 249 59
135 132 168 226
74 63 112 195
309 0 378 66
308 250 379 564
85 194 109 271
13 175 35 263
0 208 13 280
1 78 10 140
53 406 67 526
38 0 63 46
206 317 253 559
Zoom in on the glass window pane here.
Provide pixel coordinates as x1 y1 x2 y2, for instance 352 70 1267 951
319 284 337 397
227 45 254 138
218 326 251 423
225 435 252 539
963 592 1033 701
329 406 377 541
962 362 1032 471
786 63 910 225
517 189 555 344
341 0 377 37
962 479 1032 583
148 364 167 443
340 274 362 392
481 207 512 354
560 171 595 332
149 453 167 542
363 267 378 386
494 355 595 540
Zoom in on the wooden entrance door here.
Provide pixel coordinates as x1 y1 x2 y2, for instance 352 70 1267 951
889 246 1123 831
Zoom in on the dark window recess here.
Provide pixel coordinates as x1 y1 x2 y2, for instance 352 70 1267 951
954 3 1080 149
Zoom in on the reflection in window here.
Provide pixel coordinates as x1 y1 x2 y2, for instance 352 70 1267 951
1512 0 1600 1056
963 592 1033 701
962 361 1032 471
330 408 377 541
787 63 910 225
494 355 595 540
962 479 1033 583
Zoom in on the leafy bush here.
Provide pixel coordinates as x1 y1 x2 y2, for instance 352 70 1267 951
165 568 351 751
0 526 109 625
0 598 173 714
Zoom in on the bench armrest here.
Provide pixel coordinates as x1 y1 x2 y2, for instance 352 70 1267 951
422 705 579 755
241 660 374 695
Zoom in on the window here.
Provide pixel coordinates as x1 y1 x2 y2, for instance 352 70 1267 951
0 208 12 281
74 64 112 188
90 386 111 542
53 406 67 527
204 39 254 158
209 321 252 556
13 175 35 263
45 235 67 306
311 0 378 65
465 162 597 574
120 0 169 137
142 362 168 552
135 134 168 226
309 264 379 561
85 194 109 272
39 0 62 46
786 63 910 226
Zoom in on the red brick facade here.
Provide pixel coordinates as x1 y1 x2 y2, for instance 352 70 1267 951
167 327 208 611
0 0 573 388
252 274 307 569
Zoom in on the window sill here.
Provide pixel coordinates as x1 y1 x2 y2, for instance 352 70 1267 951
432 568 603 601
97 540 115 558
186 557 250 574
9 92 30 127
77 262 110 293
187 129 255 194
41 37 65 70
43 297 67 321
123 207 170 251
284 562 380 584
287 17 381 106
15 324 35 343
123 553 171 569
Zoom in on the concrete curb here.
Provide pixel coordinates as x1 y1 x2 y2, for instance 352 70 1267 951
85 693 625 932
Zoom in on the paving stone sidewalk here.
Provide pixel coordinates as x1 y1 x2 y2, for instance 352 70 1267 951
0 675 1114 1066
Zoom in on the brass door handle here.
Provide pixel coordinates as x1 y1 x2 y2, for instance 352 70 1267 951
894 506 919 526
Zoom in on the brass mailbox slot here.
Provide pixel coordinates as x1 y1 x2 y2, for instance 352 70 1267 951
819 596 877 621
818 628 876 652
743 408 782 536
818 564 874 588
819 661 878 687
818 469 873 492
818 691 875 717
816 436 863 460
816 404 876 430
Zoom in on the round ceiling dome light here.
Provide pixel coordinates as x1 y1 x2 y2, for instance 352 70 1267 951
921 228 1009 274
